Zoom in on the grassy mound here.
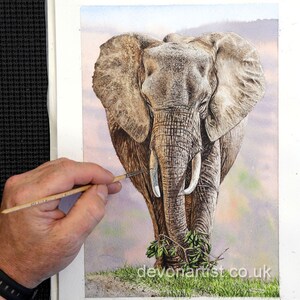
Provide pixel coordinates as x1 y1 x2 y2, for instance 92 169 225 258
90 266 279 297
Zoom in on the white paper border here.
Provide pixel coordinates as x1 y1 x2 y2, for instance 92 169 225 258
46 0 59 299
49 0 300 299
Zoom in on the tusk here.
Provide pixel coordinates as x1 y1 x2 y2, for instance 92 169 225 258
184 152 201 195
150 150 161 198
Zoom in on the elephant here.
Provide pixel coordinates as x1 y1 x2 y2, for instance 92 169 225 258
92 32 265 269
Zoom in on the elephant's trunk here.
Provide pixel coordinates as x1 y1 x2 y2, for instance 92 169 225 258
150 106 201 249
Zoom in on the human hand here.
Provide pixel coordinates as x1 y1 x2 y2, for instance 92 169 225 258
0 158 121 289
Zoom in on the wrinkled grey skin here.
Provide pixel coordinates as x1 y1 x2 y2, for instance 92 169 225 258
93 32 265 268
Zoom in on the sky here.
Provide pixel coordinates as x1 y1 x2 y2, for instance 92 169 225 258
81 4 278 38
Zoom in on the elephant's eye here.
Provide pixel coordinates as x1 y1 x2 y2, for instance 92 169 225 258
197 64 206 76
146 98 152 107
198 93 209 114
145 98 154 117
199 99 207 109
144 58 156 78
146 66 154 77
141 86 152 108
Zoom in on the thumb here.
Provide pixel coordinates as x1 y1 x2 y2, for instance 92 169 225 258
60 185 108 239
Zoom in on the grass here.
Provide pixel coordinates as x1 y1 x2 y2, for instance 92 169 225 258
90 266 279 297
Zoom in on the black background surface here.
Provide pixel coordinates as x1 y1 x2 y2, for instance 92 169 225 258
0 0 50 298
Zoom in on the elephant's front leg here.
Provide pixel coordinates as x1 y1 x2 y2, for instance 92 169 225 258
191 140 221 252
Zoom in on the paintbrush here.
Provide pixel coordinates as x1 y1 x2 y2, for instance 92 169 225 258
1 169 146 214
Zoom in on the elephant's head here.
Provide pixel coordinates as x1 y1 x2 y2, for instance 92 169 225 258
93 32 265 246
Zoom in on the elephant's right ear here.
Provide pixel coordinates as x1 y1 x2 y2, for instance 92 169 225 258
93 34 159 143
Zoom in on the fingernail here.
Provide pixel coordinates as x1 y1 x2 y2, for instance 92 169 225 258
104 169 114 181
97 185 108 201
105 169 114 176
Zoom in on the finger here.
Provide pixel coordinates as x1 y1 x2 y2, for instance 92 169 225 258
6 159 115 205
107 182 122 194
31 158 115 189
43 209 66 220
38 199 61 212
64 160 114 186
95 185 109 205
47 159 114 191
30 200 65 220
60 185 108 238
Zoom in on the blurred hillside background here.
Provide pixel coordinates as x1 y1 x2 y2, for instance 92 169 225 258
81 5 278 279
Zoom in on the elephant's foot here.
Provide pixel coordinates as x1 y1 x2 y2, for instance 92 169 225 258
152 230 213 270
163 254 184 270
154 257 163 269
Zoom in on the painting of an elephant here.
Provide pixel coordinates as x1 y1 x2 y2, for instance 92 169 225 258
92 32 265 269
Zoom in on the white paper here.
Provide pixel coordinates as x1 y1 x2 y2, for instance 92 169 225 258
49 0 300 299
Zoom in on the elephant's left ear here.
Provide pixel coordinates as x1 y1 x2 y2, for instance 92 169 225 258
195 33 265 142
